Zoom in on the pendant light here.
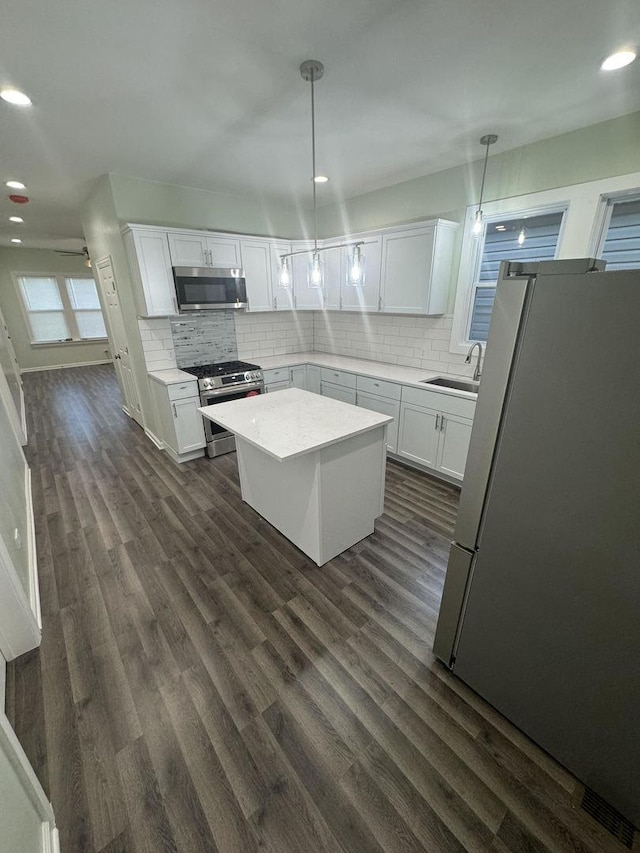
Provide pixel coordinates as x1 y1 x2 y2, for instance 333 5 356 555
301 60 324 288
278 60 366 290
472 133 498 235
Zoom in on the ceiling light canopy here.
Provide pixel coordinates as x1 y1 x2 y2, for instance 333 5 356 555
9 216 23 223
601 50 636 71
6 180 26 189
472 134 498 235
0 88 32 106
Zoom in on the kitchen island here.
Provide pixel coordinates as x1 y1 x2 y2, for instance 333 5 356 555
199 388 393 565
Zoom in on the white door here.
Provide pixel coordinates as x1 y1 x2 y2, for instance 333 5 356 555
271 243 295 310
172 397 206 453
0 309 25 445
356 391 399 453
380 227 435 313
437 413 473 480
340 237 382 311
95 257 143 425
167 233 207 266
241 241 273 312
289 366 307 390
0 713 57 853
206 238 240 267
293 244 324 310
397 402 440 468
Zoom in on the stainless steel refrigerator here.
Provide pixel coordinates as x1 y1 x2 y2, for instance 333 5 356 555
433 258 640 827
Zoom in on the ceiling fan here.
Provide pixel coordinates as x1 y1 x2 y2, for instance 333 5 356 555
55 245 92 268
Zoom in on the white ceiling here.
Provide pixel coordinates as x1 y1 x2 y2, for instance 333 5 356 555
1 0 639 250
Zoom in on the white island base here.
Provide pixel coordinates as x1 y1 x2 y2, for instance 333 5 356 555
236 428 386 565
199 389 392 566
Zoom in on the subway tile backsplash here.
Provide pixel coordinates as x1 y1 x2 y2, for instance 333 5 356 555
139 310 469 376
313 312 476 377
235 312 314 360
170 311 238 367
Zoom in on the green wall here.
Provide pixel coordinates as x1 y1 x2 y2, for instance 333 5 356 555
109 174 306 238
0 247 110 371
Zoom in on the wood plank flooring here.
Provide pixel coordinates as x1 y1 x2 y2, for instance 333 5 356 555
5 364 627 853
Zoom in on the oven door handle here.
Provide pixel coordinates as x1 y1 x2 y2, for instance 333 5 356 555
201 381 264 401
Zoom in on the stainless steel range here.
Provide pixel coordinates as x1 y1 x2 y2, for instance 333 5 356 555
182 360 263 457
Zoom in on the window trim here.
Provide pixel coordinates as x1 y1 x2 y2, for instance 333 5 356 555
465 203 568 343
11 271 108 346
450 170 640 354
593 188 640 260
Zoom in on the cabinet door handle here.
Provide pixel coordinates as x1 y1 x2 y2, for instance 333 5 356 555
440 414 446 431
373 382 379 387
435 414 440 430
172 403 178 418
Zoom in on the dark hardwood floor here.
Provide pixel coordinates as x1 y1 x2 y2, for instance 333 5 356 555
5 364 627 853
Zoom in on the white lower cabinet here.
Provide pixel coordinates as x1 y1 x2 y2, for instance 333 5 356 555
306 365 321 394
150 378 206 461
265 380 290 393
263 367 291 393
356 391 400 452
398 385 475 481
289 365 307 389
320 368 357 405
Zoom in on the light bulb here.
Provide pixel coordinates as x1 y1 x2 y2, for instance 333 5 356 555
0 89 31 106
349 246 363 284
518 228 526 246
472 210 483 235
601 50 636 71
310 252 323 287
279 257 290 287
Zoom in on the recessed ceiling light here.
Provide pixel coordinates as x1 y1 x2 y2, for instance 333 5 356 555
0 88 32 106
6 180 26 190
9 216 23 223
11 238 22 243
601 50 636 71
313 175 329 183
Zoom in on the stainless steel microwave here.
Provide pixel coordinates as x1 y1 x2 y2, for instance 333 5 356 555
173 266 247 312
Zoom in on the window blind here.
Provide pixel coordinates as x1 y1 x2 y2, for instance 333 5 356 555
469 211 564 341
600 199 640 270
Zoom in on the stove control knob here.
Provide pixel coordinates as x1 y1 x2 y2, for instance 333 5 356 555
202 378 211 389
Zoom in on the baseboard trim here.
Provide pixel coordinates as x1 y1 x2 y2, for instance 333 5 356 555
21 359 112 373
144 429 164 450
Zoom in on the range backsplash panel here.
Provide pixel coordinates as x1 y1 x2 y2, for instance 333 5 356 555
170 311 238 367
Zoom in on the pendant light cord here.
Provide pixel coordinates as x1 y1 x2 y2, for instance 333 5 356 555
310 69 318 252
477 143 489 216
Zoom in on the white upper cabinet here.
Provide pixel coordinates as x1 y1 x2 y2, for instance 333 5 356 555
321 244 342 311
167 232 208 266
124 227 177 317
167 232 240 267
380 220 457 315
271 242 295 310
340 236 382 312
292 242 325 310
240 239 273 312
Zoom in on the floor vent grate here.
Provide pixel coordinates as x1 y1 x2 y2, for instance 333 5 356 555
580 787 636 849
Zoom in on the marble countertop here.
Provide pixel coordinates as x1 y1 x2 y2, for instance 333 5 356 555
199 387 393 461
256 352 478 399
147 368 197 385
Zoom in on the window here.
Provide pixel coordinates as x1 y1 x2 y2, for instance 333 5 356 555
598 197 640 269
468 210 565 341
17 275 107 344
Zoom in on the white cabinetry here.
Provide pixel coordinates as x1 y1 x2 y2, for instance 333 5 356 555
150 377 206 462
167 232 241 267
340 236 382 312
292 242 324 310
271 243 294 310
306 365 321 394
398 385 475 480
356 376 401 453
289 365 308 389
123 227 177 317
263 367 291 392
320 368 357 405
240 239 273 312
380 221 457 315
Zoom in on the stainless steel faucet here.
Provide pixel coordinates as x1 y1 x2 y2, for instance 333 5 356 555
465 342 483 381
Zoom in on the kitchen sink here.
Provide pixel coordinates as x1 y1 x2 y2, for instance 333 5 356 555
420 376 480 393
